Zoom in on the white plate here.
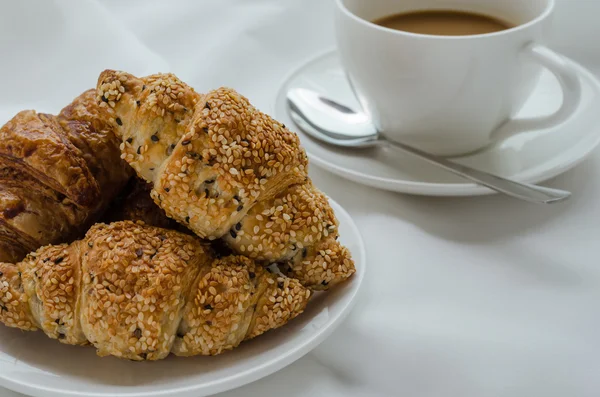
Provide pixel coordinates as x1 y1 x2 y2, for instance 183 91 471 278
0 199 365 397
274 50 600 196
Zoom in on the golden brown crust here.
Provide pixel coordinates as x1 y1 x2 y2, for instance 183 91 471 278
0 262 37 331
172 256 260 356
98 70 200 183
0 170 46 259
59 89 132 204
245 273 311 340
222 181 356 290
222 181 337 261
96 70 355 291
154 87 308 238
0 89 132 263
80 221 210 360
0 171 84 250
97 71 308 239
282 236 356 291
20 242 86 344
0 110 99 207
0 232 32 264
0 221 311 360
172 255 310 356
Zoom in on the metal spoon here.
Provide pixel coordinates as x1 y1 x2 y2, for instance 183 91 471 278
286 88 571 204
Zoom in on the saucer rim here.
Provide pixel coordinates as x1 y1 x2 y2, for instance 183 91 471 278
274 49 600 196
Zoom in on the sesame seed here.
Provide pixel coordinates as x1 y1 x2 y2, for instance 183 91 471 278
167 144 176 155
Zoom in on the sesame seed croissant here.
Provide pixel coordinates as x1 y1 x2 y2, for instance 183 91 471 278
0 221 311 361
96 70 356 290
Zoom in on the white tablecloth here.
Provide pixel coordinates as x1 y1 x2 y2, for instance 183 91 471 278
1 0 600 396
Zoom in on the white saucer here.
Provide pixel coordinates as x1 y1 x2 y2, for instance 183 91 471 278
274 50 600 196
0 200 365 397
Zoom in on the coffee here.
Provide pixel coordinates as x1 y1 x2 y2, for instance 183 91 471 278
373 10 513 36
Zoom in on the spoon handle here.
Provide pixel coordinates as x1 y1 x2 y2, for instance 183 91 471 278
384 140 571 204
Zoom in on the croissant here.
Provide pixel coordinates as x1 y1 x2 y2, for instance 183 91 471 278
0 89 132 263
0 221 310 360
96 71 356 290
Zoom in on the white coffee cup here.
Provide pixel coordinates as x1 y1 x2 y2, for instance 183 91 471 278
334 0 583 156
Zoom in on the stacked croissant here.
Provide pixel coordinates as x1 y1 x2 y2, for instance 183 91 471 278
0 71 355 361
0 90 132 263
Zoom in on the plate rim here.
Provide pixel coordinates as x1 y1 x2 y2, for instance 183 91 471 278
274 48 600 196
0 198 366 397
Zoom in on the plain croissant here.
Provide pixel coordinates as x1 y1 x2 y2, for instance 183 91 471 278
96 70 355 290
0 90 132 263
0 221 311 361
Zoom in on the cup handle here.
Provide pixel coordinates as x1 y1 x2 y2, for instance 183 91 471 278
492 43 583 141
